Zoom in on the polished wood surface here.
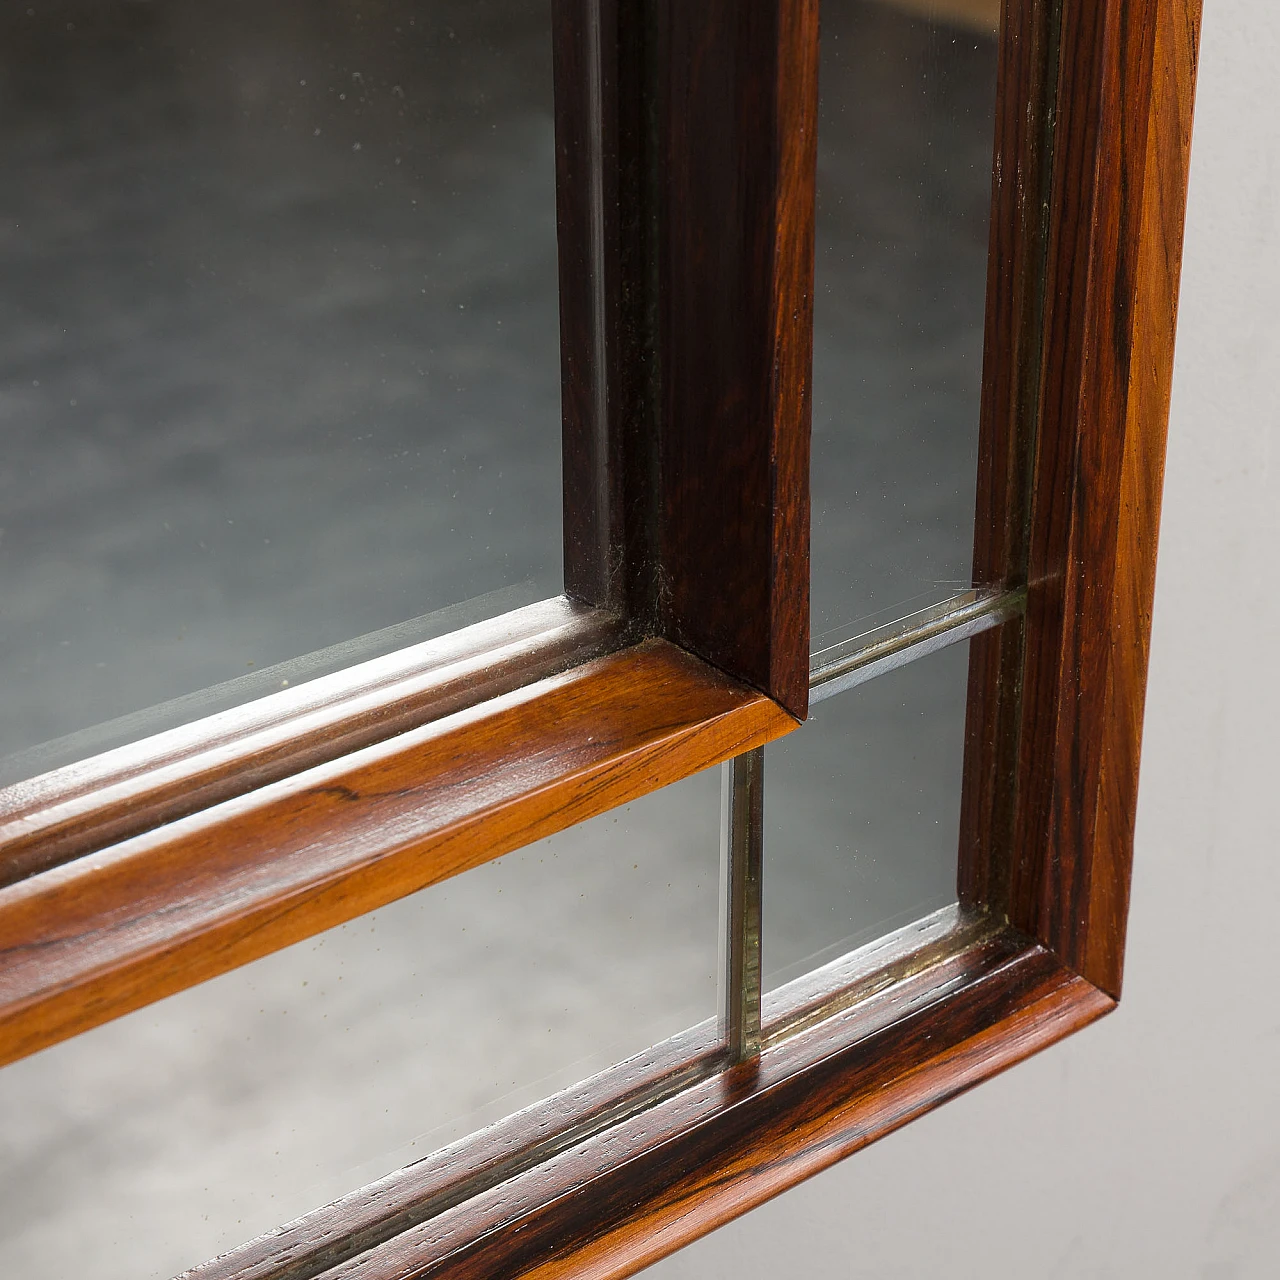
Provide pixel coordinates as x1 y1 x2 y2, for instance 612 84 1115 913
960 0 1202 999
0 640 795 1068
182 910 1108 1280
557 0 816 719
1005 0 1202 996
186 1020 726 1280
1083 0 1202 990
173 3 1198 1271
303 930 1108 1279
655 0 816 720
0 599 620 890
958 0 1058 913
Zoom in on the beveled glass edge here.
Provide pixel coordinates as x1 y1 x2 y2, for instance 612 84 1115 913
183 903 989 1280
718 749 764 1063
182 1018 726 1280
761 902 997 1047
0 583 549 788
809 586 1024 704
0 595 623 887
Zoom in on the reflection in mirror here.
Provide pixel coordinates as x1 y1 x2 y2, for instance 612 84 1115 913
762 639 972 991
0 581 544 787
0 0 562 763
811 0 999 643
0 766 720 1280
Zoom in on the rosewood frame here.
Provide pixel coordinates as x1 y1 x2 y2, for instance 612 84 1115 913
0 0 1201 1275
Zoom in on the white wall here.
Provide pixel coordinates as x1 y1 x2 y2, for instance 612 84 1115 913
648 4 1280 1276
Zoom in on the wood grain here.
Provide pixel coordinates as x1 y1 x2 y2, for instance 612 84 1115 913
556 0 816 718
302 930 1110 1280
1006 0 1202 995
184 1021 726 1280
655 0 816 720
184 907 980 1280
958 0 1058 912
0 4 1205 1275
171 4 1201 1273
180 911 1105 1280
1083 0 1202 991
0 640 796 1068
0 599 620 890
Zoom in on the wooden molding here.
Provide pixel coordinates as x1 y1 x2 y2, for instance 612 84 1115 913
0 598 621 889
961 0 1203 999
0 640 796 1068
185 911 1110 1280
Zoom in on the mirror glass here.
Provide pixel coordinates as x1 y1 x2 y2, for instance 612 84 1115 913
0 0 562 766
763 640 971 991
810 0 1000 644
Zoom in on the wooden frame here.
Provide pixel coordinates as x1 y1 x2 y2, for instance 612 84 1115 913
0 0 1201 1275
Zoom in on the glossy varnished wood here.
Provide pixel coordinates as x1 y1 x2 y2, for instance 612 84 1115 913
958 0 1059 913
0 599 620 890
186 1022 725 1280
556 0 817 718
295 929 1109 1279
172 5 1201 1274
1003 0 1202 995
181 911 1105 1280
1083 0 1202 988
654 0 816 719
0 1 1205 1273
0 640 796 1068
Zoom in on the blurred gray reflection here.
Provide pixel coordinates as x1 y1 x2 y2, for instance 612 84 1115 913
763 640 970 991
0 0 562 759
0 766 720 1280
812 0 998 642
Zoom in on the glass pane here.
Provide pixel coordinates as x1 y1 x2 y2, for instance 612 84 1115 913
0 767 719 1280
763 640 970 991
0 0 561 763
811 0 999 642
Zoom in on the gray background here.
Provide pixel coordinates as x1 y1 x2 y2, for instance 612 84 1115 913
650 2 1280 1276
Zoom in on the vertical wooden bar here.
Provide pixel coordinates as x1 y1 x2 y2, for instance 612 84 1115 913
654 0 817 720
1079 0 1203 993
958 0 1202 997
958 0 1060 914
554 0 818 719
1012 0 1159 992
554 0 639 612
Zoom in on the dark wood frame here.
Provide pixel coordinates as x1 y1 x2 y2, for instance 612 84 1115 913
0 0 1201 1274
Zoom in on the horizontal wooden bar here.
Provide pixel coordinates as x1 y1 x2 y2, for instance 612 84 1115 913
0 598 622 889
0 640 796 1069
289 926 1110 1279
